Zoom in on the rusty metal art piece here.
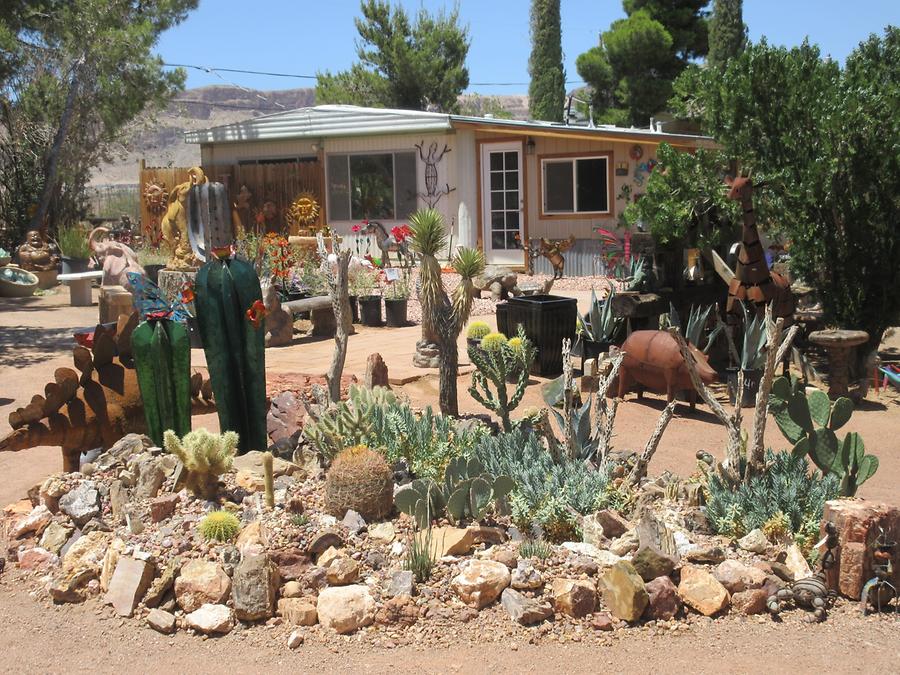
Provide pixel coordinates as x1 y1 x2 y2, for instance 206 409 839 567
530 235 576 279
861 527 898 614
415 140 456 208
0 313 215 472
724 176 795 324
616 329 717 407
287 191 321 229
768 522 839 621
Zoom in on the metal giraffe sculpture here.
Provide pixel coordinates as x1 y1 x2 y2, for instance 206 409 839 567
724 176 795 324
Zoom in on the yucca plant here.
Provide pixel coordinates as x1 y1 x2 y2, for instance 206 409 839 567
409 208 485 416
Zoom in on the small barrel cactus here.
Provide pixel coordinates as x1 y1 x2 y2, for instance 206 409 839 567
199 510 241 542
325 445 394 521
466 321 491 341
480 331 508 352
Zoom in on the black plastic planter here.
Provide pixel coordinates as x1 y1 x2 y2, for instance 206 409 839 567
359 296 383 326
501 294 577 377
384 298 407 327
726 367 762 408
348 296 360 323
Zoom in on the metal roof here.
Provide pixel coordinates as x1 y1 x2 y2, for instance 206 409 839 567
183 104 713 147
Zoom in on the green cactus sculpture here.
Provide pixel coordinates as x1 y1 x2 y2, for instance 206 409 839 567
394 456 514 527
194 255 267 454
131 318 191 446
769 375 878 495
468 327 536 432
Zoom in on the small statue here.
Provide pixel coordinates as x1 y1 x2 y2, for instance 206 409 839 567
538 235 576 279
17 229 60 272
88 227 144 287
261 278 293 348
160 167 206 270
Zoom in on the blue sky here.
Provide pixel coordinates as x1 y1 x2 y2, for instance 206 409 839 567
156 1 899 95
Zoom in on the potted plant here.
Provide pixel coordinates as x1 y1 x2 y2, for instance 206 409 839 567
57 223 91 274
466 321 491 349
136 246 168 284
727 303 768 407
576 287 623 362
352 267 382 326
383 271 410 327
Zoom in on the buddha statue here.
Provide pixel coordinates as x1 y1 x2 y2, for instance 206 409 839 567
17 229 60 272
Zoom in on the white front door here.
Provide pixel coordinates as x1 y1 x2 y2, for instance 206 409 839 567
480 142 524 266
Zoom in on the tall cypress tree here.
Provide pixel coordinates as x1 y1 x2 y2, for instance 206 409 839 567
528 0 565 121
707 0 746 70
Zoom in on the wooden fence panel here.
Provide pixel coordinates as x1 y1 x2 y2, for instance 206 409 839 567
140 161 325 243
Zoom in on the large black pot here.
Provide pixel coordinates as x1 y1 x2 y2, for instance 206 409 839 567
500 295 577 377
359 295 382 326
384 298 407 327
60 256 89 275
187 317 203 349
348 295 360 323
726 367 762 408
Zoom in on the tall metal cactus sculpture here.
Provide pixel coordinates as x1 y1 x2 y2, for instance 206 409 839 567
131 318 191 446
195 253 267 454
188 180 235 263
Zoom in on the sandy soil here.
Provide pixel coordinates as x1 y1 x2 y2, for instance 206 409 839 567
1 288 898 673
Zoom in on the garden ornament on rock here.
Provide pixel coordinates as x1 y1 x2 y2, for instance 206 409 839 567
616 330 717 408
88 227 144 288
161 167 206 270
16 229 59 272
768 522 839 621
261 277 294 348
724 175 795 324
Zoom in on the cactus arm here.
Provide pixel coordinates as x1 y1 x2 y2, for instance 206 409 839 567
168 320 192 440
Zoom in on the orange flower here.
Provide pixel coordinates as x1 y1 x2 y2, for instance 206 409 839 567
246 299 267 329
180 283 195 305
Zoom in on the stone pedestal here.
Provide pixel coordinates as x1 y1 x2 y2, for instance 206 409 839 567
33 269 59 290
822 499 900 598
413 340 440 368
99 285 134 324
808 329 869 399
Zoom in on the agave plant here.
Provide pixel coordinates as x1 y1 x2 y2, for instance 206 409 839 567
409 208 485 416
683 304 723 354
577 287 622 343
739 302 769 371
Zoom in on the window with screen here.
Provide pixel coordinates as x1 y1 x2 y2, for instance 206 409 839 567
327 152 418 221
541 155 610 215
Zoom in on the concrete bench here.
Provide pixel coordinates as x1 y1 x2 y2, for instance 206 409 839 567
283 295 337 337
58 271 103 306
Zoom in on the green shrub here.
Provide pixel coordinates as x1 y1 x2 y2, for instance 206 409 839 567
705 449 839 546
57 223 91 258
518 538 552 560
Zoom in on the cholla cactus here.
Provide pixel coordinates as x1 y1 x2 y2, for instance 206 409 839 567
468 327 536 432
163 428 238 499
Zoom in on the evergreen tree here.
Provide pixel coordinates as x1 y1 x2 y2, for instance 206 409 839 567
528 0 565 122
317 1 470 113
576 0 709 126
707 0 746 69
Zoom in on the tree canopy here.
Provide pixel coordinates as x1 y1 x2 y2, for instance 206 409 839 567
528 0 565 122
316 1 470 113
707 0 746 70
668 29 900 345
0 0 195 249
576 0 708 126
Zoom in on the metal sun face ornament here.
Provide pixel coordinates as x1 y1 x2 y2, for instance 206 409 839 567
288 192 320 227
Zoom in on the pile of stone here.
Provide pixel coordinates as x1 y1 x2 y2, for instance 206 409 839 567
2 431 897 647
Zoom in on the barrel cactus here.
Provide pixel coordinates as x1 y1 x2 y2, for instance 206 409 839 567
324 445 394 520
199 510 241 542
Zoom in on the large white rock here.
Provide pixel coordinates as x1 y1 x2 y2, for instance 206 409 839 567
185 603 234 635
316 585 376 634
450 559 510 609
11 505 52 538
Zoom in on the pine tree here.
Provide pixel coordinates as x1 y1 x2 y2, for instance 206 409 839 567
707 0 746 70
528 0 566 122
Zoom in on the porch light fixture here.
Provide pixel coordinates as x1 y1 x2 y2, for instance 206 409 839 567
525 137 536 155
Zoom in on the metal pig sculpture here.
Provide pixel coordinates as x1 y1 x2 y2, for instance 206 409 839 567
616 330 717 408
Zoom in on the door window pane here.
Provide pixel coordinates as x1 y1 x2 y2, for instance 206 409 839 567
492 232 505 248
490 172 503 190
505 191 519 210
504 152 518 170
576 158 608 212
491 191 504 210
490 152 504 171
544 162 574 212
491 213 505 230
505 171 518 190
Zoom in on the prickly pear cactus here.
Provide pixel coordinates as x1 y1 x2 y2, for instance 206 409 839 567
195 255 267 454
131 318 191 446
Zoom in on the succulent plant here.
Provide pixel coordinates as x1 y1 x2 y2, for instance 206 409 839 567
394 456 514 528
466 321 491 341
480 332 508 352
769 375 878 496
468 326 536 432
325 445 394 520
199 510 241 542
303 385 397 460
164 428 237 499
577 287 622 343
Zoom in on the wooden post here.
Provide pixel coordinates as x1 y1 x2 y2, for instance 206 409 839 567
627 401 677 487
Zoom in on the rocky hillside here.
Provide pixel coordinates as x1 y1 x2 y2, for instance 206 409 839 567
91 86 528 185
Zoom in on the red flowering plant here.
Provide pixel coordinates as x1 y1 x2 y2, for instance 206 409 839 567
262 233 295 299
390 224 412 242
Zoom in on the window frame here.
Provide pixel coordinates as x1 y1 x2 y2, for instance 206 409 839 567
326 150 418 222
538 151 613 219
